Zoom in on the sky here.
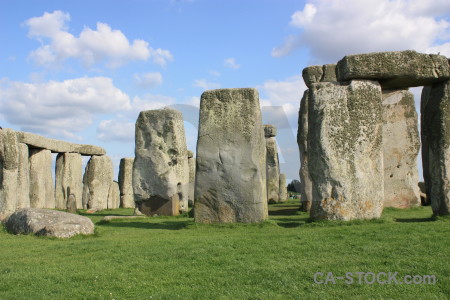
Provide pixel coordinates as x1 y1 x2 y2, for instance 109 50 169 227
1 0 450 182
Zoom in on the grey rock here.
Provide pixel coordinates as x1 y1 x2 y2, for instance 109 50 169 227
336 50 450 89
188 156 196 206
263 124 277 138
82 155 114 210
194 88 268 223
422 80 450 216
308 80 384 220
279 173 287 203
118 158 135 208
302 64 337 88
133 108 189 216
16 131 105 155
55 153 83 209
5 208 94 238
382 89 420 208
107 181 120 209
187 150 194 158
29 149 55 209
67 193 77 214
420 86 432 206
297 90 313 212
265 133 279 204
0 129 19 217
16 143 30 209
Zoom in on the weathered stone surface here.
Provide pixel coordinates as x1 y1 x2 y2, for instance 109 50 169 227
5 208 94 238
336 50 450 89
422 80 450 216
107 181 120 209
133 109 189 216
279 173 287 203
382 89 420 208
29 149 55 209
118 158 134 208
308 80 384 220
264 124 277 138
16 143 30 209
0 129 19 217
195 88 268 223
188 156 196 207
16 131 106 155
82 155 114 210
297 90 313 212
55 153 83 209
418 182 429 206
302 64 337 88
187 150 194 158
265 133 279 204
67 193 77 214
420 86 432 206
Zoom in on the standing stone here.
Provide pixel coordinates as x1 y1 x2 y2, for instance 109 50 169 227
264 124 280 204
16 143 30 210
422 80 450 216
0 128 19 217
308 80 384 220
382 89 420 208
107 181 120 209
187 151 196 207
279 173 287 203
195 88 268 223
55 153 83 209
118 158 135 208
420 86 432 207
297 90 313 212
133 108 189 216
29 149 55 209
67 193 77 214
302 64 337 88
82 155 114 210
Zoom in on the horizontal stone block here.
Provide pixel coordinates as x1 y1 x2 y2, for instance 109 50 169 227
336 50 450 89
16 131 106 155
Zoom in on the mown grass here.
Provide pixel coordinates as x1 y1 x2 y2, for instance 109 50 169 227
0 200 449 299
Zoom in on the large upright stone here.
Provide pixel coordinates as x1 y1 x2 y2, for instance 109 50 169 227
382 89 420 208
82 155 114 210
55 153 83 209
16 143 30 209
279 173 287 203
107 181 120 209
133 109 189 216
0 128 19 217
422 80 450 216
308 80 384 220
421 86 432 206
264 124 280 204
118 158 135 208
187 151 195 207
195 88 268 223
297 90 313 212
336 50 450 89
29 149 55 209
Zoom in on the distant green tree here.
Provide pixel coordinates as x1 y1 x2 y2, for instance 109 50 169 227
287 179 301 193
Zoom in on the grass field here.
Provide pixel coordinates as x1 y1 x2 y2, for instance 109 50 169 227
0 200 449 299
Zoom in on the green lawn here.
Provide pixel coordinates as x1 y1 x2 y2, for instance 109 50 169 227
0 200 449 299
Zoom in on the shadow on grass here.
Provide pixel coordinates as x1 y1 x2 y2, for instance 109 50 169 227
97 220 191 230
395 217 435 223
269 207 301 216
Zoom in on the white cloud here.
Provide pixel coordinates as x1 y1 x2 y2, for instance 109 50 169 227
193 79 221 90
0 77 131 139
209 70 221 77
224 58 240 69
273 0 450 63
134 72 163 88
97 119 135 142
25 10 173 68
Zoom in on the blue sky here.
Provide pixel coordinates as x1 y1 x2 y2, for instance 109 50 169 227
1 0 450 181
